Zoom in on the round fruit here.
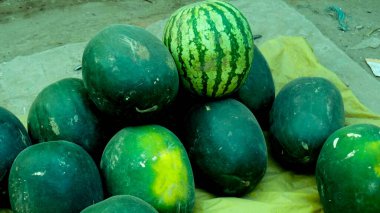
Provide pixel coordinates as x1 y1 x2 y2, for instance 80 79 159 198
8 140 103 213
100 125 195 213
183 98 267 196
0 106 31 208
81 195 158 213
27 78 107 161
82 24 179 123
0 107 31 181
269 77 345 172
316 124 380 213
163 0 254 98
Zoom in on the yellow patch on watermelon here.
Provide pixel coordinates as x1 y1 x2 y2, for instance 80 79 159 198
373 166 380 177
364 141 380 177
151 148 189 205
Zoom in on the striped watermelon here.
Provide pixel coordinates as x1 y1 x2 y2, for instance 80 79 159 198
163 0 254 98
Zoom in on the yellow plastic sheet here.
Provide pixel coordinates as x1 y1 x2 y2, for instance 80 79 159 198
193 36 380 213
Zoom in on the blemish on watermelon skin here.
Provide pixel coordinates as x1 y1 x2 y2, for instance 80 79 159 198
31 170 46 176
344 149 358 159
333 138 339 149
135 105 158 113
347 133 362 138
301 141 309 150
48 117 60 136
120 35 150 61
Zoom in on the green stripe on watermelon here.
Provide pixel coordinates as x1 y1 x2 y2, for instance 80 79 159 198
199 9 211 97
206 7 225 98
208 3 239 96
214 1 253 95
190 7 208 96
163 10 175 49
178 10 198 94
190 8 208 96
164 9 184 76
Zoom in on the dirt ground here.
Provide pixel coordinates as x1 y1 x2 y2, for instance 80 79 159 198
1 0 379 74
283 0 380 78
0 0 202 63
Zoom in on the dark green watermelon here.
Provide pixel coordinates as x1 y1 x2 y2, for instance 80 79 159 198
183 98 267 196
0 106 31 208
27 78 108 162
269 77 345 172
82 24 179 125
8 140 103 213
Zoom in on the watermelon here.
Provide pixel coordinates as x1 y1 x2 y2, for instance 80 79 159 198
269 77 345 172
0 107 31 208
82 24 179 124
100 125 195 213
27 78 108 161
8 140 103 213
81 195 158 213
0 107 31 182
163 0 254 98
316 124 380 213
183 98 267 196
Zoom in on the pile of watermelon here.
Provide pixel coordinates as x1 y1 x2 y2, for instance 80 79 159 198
1 1 380 212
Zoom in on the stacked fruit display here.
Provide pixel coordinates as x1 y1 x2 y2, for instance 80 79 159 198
1 0 379 212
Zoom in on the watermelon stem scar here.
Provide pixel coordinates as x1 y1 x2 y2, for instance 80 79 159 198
135 105 158 113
